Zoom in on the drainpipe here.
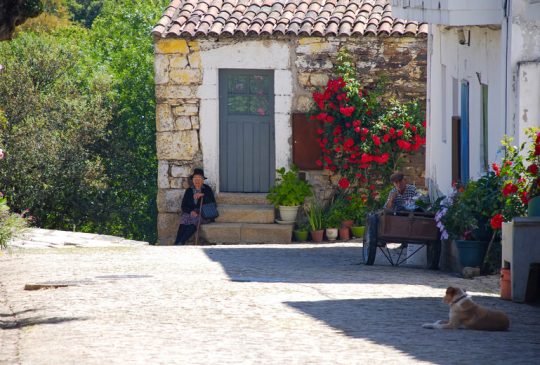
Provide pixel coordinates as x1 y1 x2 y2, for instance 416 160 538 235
504 0 510 137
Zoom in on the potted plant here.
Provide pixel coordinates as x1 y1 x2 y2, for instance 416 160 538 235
307 202 324 242
293 222 309 242
346 193 367 238
323 205 341 241
266 166 312 223
438 181 495 268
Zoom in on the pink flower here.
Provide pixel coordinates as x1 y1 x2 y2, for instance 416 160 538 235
0 148 4 160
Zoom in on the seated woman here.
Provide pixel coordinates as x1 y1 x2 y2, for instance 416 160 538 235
174 168 216 245
384 171 417 211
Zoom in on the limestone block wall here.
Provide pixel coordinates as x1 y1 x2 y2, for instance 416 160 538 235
154 35 427 245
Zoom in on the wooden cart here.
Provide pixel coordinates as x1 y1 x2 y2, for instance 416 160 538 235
362 210 441 269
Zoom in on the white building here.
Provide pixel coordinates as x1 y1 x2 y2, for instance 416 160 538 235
392 0 540 195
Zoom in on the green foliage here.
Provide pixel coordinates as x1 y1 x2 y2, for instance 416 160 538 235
441 173 504 240
266 166 312 207
0 196 29 250
0 31 113 231
67 0 104 28
306 202 323 231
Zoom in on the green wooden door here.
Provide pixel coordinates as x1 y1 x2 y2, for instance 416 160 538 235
219 70 275 192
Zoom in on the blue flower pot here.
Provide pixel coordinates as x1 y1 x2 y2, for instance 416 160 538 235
528 196 540 217
455 240 489 268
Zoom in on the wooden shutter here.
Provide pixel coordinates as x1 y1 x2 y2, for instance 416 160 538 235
292 113 322 170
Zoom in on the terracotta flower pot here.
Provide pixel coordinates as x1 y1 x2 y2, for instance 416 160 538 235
339 227 350 240
341 220 354 228
310 229 324 242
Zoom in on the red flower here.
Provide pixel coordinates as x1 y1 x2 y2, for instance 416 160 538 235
325 115 335 123
338 177 350 189
520 191 529 205
490 214 504 230
360 153 373 164
315 159 323 167
389 127 395 135
422 121 427 128
527 164 539 175
373 153 389 164
397 140 411 151
404 121 411 129
361 127 369 135
535 144 540 156
354 126 361 133
366 110 372 116
411 126 417 132
372 135 381 146
502 183 518 196
360 136 366 141
340 106 355 117
352 120 361 128
383 134 390 143
397 130 404 137
492 163 500 176
316 128 324 135
344 138 354 149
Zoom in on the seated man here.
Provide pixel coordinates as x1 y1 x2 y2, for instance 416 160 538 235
384 172 417 211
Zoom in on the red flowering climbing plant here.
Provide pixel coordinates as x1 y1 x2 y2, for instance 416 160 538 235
490 128 540 227
309 50 426 207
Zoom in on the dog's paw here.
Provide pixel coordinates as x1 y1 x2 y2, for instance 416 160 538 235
422 323 435 329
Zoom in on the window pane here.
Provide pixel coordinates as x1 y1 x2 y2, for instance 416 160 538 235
249 95 270 115
250 74 270 95
228 95 249 113
228 75 249 94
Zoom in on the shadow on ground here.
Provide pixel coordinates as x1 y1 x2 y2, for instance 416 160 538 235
286 296 540 363
203 245 447 285
0 315 88 330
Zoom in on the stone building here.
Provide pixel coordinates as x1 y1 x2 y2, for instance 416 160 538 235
152 0 427 245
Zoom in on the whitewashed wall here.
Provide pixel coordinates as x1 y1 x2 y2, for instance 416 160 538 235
426 26 504 196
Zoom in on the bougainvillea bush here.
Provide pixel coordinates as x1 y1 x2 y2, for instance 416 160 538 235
490 128 540 230
309 50 426 209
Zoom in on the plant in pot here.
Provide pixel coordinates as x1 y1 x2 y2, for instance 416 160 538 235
347 193 368 238
293 221 309 242
306 202 324 242
266 166 312 223
438 182 492 269
323 206 341 241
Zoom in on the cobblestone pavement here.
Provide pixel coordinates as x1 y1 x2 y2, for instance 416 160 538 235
1 230 539 365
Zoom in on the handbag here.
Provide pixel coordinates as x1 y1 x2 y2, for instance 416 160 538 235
201 202 219 219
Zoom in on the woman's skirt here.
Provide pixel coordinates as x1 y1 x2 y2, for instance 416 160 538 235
180 212 209 226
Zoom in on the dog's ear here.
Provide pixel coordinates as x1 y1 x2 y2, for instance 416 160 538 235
446 287 456 295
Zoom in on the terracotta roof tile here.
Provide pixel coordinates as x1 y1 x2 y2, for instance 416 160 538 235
153 0 428 39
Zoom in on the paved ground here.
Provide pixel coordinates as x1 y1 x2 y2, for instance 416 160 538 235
1 229 539 365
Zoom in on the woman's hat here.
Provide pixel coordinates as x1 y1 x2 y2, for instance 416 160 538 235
190 168 207 179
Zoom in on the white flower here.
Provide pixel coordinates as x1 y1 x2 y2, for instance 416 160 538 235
0 148 4 160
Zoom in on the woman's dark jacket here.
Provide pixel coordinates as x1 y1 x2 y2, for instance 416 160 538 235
181 184 216 214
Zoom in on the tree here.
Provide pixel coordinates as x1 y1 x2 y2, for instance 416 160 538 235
0 31 114 230
0 0 43 40
67 0 103 28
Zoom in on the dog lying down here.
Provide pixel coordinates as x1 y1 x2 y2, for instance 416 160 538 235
422 286 510 331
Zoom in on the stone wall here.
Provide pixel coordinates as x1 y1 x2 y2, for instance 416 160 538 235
154 35 427 245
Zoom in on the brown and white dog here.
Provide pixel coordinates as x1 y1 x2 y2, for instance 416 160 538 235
422 286 510 331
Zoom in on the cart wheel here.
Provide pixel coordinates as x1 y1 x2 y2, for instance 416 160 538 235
426 240 441 270
363 213 378 265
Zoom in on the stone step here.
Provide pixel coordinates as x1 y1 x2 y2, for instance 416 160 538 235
199 223 293 244
215 204 274 224
216 193 269 205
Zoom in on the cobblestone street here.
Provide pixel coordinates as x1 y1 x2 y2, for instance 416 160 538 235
1 230 539 364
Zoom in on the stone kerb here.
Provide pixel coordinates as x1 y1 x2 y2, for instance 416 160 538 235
155 38 203 245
